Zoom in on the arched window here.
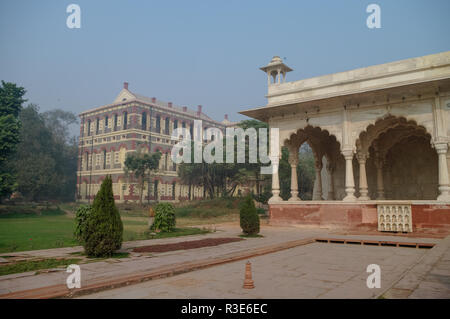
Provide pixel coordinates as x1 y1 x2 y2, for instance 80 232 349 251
165 117 170 135
123 111 128 130
142 112 147 130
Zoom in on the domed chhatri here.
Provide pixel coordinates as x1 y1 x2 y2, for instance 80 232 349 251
260 56 293 85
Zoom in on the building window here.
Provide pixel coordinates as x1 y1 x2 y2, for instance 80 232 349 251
103 150 107 169
105 116 108 129
96 118 100 134
189 124 193 139
114 152 119 164
165 117 170 135
87 120 91 136
154 180 158 199
114 114 118 130
172 182 176 200
142 112 147 130
156 115 161 133
84 152 89 170
123 111 128 130
174 119 178 130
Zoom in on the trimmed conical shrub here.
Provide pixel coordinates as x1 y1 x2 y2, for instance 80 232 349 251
83 175 123 257
239 194 260 235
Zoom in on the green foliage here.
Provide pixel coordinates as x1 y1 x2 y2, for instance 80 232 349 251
256 207 266 215
74 205 92 243
179 120 271 200
239 194 260 235
151 203 176 232
124 150 161 204
0 81 26 201
83 176 123 257
253 191 272 204
13 105 78 201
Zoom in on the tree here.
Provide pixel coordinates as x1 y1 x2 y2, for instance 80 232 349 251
83 175 123 257
0 81 26 201
239 194 260 235
11 105 79 201
124 149 161 205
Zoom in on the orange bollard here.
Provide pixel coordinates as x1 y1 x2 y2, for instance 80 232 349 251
243 261 255 289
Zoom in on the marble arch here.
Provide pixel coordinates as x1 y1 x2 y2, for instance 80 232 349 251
283 125 342 201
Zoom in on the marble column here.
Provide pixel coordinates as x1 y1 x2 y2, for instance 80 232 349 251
313 160 323 200
326 162 335 200
435 143 450 201
342 150 357 201
288 154 300 201
268 155 283 203
357 153 370 200
375 154 385 200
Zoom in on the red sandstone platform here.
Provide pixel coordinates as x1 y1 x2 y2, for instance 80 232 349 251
269 201 450 235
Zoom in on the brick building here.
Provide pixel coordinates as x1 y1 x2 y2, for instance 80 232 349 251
76 82 232 203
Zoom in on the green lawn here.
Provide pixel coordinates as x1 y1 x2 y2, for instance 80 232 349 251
0 213 79 253
0 199 242 254
0 258 82 276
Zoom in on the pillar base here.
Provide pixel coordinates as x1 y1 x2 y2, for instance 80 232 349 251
343 194 357 202
358 195 370 201
288 196 301 202
268 194 283 204
437 186 450 201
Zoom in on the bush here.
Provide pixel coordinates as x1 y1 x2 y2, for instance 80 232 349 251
253 191 272 205
256 207 266 215
151 203 176 232
83 176 123 257
239 194 260 235
74 204 92 243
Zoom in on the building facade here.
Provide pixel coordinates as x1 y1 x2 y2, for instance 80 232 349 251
241 52 450 234
76 83 230 203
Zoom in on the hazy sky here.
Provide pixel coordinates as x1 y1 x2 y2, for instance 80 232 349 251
1 0 449 133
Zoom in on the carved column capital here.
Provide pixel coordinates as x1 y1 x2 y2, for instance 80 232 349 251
356 152 368 164
434 142 449 155
341 149 354 160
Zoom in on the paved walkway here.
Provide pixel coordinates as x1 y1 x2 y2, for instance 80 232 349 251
0 224 448 299
80 242 428 299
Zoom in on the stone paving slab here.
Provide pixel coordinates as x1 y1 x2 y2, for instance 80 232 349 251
381 235 450 299
79 243 427 299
